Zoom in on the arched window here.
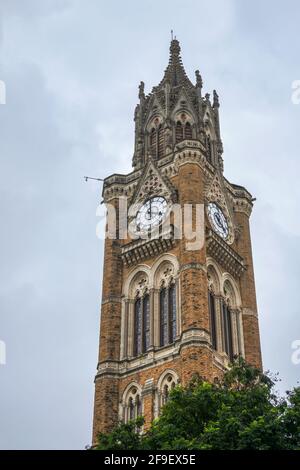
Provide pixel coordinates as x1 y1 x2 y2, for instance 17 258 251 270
123 386 142 423
162 384 169 406
150 128 157 155
175 121 183 143
129 397 135 421
136 395 142 417
134 294 151 356
208 290 217 350
160 287 168 346
184 122 192 139
206 135 212 163
158 372 178 410
158 125 164 158
222 301 234 362
169 283 176 343
160 282 177 347
142 293 150 353
134 298 142 356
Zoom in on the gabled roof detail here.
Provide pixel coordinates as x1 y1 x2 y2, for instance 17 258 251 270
131 157 177 205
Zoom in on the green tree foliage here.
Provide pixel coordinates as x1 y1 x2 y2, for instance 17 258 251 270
96 359 300 450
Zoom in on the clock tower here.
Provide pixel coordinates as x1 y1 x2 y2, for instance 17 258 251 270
92 38 262 443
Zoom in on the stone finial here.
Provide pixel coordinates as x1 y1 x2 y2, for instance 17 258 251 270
134 104 139 121
170 38 181 57
213 89 220 108
139 81 145 101
195 70 203 89
205 93 210 103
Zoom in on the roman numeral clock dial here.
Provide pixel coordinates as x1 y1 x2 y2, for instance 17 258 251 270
136 196 168 232
207 202 229 240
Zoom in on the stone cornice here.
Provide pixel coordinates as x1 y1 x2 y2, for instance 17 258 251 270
121 226 176 267
101 142 254 221
102 140 215 203
179 262 207 274
95 328 211 379
206 229 246 277
101 295 122 305
224 180 254 217
242 307 258 318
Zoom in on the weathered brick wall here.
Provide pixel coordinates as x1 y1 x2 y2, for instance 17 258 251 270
177 163 209 333
92 376 119 443
234 211 262 369
92 198 123 443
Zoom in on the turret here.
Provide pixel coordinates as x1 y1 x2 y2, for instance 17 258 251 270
132 38 224 172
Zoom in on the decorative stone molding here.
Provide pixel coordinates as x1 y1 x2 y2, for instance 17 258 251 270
206 229 245 278
96 328 210 379
233 198 253 217
121 226 176 267
225 181 254 217
130 158 177 206
102 140 216 204
180 262 207 274
242 307 258 317
141 378 155 397
101 295 122 305
180 328 210 345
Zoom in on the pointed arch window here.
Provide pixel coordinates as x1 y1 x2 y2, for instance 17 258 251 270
150 128 157 156
134 294 151 357
222 301 234 362
206 135 212 163
129 397 135 421
158 125 164 158
160 282 177 347
142 293 150 353
123 387 142 423
169 283 177 343
160 288 168 346
175 121 184 143
134 298 142 356
162 384 169 406
136 395 142 417
208 290 217 350
159 373 178 411
184 121 192 139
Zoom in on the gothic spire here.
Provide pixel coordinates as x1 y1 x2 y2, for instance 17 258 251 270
155 38 194 90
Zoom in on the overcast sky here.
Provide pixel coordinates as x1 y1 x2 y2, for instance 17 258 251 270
0 0 299 450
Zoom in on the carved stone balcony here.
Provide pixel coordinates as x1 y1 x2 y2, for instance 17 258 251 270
206 229 246 277
121 226 176 266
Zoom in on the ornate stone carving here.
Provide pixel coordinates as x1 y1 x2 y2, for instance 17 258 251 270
131 158 177 206
206 229 245 278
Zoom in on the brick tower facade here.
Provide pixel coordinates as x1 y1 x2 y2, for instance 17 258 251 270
92 39 262 444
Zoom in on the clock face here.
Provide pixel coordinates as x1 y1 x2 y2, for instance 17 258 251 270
207 202 229 240
136 196 168 231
